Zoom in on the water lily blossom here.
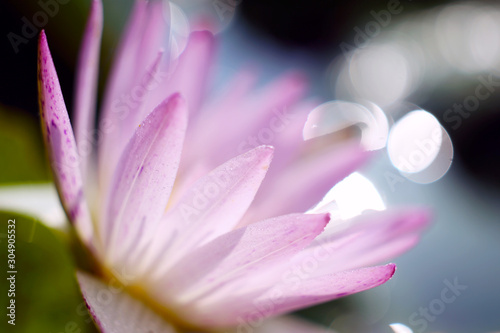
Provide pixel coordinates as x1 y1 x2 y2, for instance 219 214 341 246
35 0 431 332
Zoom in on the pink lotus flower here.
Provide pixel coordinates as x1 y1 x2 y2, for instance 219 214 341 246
37 0 430 331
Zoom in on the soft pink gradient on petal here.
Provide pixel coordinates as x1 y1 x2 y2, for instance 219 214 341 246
256 264 396 318
200 264 395 327
191 71 308 169
98 0 147 127
102 94 187 264
266 98 322 172
160 213 330 304
145 31 216 117
133 0 168 78
181 68 259 169
199 67 259 122
37 31 94 245
296 208 432 275
136 146 274 276
77 272 177 333
117 51 164 151
243 142 369 225
39 2 434 328
74 0 102 185
98 0 150 190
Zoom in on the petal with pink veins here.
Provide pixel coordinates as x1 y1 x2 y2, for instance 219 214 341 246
254 264 396 319
160 213 330 303
98 0 159 189
135 145 275 277
296 208 432 275
37 31 94 245
102 94 187 265
199 264 395 327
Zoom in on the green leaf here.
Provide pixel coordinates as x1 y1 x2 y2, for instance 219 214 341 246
0 211 97 333
0 105 50 184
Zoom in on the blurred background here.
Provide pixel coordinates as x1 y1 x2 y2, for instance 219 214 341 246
0 0 499 332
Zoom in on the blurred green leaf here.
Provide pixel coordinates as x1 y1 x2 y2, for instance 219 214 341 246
0 105 50 184
0 211 97 333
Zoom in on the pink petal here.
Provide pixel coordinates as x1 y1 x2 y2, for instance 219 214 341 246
76 272 177 333
117 51 164 151
74 0 102 184
199 67 259 122
252 316 336 333
202 264 395 327
98 0 147 126
98 0 147 188
296 208 431 275
254 264 396 318
102 94 187 265
344 234 420 269
243 142 369 225
181 68 258 164
220 71 308 153
133 0 168 77
188 71 308 169
136 146 274 276
99 0 171 190
265 98 321 172
161 213 330 304
37 31 94 245
144 31 216 118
